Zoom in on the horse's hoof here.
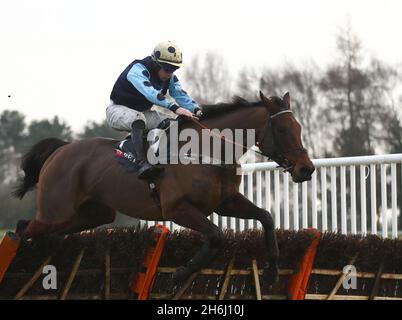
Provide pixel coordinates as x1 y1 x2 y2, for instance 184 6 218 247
263 263 279 286
172 266 192 284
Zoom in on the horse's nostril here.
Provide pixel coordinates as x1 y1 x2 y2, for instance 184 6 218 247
301 166 314 177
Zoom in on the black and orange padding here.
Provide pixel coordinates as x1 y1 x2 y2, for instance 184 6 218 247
131 224 169 300
0 232 21 284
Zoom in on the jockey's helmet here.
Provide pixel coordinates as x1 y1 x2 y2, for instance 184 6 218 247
151 41 183 73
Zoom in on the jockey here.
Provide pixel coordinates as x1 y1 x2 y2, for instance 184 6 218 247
106 41 202 180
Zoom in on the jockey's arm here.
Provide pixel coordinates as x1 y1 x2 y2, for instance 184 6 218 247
168 75 201 115
126 63 178 112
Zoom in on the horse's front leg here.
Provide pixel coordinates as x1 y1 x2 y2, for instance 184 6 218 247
215 192 279 285
165 200 224 284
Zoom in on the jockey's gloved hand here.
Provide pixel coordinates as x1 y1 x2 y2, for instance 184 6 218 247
174 106 199 120
194 108 203 118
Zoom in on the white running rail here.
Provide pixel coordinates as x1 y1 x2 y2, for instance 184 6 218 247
145 154 402 239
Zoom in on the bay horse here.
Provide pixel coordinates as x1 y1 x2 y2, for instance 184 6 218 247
13 92 314 285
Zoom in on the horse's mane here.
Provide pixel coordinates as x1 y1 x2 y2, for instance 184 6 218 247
200 96 262 119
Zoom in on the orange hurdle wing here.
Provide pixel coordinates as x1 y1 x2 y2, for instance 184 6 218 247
131 224 169 300
0 232 21 284
288 229 321 300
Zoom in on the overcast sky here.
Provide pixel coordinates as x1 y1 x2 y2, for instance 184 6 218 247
0 0 401 132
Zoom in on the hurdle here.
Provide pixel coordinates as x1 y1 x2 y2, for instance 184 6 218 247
1 227 402 300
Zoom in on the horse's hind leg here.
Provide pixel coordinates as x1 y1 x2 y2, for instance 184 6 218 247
215 192 279 285
165 201 224 284
20 201 116 239
59 200 116 235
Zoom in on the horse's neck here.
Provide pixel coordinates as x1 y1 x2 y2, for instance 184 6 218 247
201 105 267 134
191 105 268 163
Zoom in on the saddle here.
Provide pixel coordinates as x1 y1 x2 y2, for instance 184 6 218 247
114 115 227 173
113 118 180 205
114 117 178 173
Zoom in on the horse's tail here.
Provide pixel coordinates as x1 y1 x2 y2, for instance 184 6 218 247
12 137 70 199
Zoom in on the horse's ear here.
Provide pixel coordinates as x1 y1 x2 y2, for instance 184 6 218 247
283 92 290 109
259 91 271 106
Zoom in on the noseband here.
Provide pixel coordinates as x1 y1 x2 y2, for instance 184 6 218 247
256 110 307 172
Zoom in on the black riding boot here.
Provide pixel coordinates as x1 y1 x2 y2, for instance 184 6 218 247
130 120 164 180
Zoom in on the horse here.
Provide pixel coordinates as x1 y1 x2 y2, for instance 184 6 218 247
13 91 315 285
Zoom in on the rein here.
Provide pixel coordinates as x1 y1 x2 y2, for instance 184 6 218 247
191 118 250 153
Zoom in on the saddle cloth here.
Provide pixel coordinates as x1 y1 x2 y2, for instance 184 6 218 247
114 118 174 173
114 117 228 173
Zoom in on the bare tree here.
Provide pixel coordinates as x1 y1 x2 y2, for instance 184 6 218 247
236 67 261 101
183 52 232 104
258 63 322 157
319 24 398 156
379 104 402 154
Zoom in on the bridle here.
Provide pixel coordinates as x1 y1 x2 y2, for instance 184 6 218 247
190 108 307 171
256 109 307 172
